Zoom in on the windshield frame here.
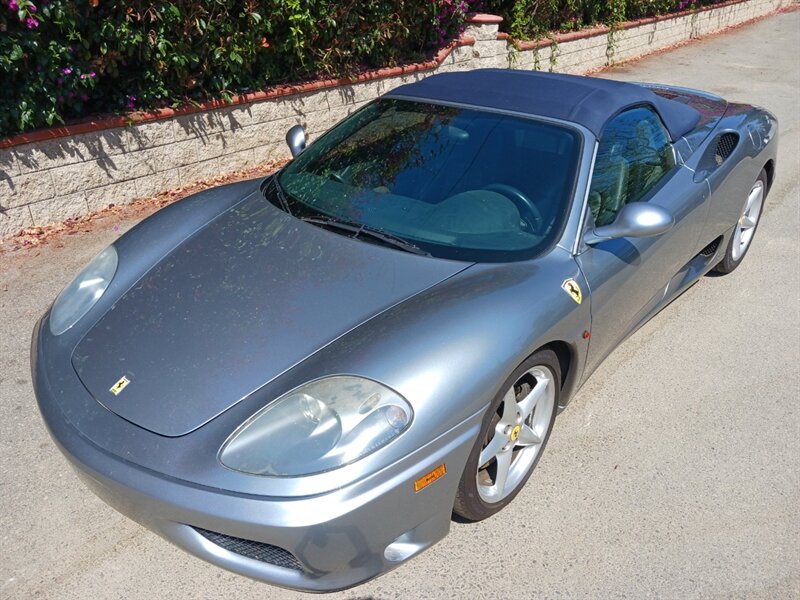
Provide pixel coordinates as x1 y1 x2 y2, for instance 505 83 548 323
269 97 588 263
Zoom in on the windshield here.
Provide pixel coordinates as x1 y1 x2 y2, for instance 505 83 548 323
270 99 582 262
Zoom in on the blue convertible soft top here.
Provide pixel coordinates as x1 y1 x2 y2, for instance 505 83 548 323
387 69 701 141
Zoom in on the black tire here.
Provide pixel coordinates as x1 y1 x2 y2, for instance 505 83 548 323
712 169 768 275
453 349 560 522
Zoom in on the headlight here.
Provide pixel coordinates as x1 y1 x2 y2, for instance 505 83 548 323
219 376 413 476
49 245 118 336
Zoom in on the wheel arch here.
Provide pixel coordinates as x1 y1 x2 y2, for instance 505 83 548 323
536 339 581 410
763 159 775 193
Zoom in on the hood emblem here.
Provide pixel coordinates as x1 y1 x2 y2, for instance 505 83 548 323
110 375 131 396
561 278 583 305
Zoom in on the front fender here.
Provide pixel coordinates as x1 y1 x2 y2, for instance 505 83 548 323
291 248 591 450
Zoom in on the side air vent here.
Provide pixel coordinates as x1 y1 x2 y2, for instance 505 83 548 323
714 132 739 165
698 236 722 258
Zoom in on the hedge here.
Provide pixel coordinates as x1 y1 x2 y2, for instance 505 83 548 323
0 0 473 138
1 0 720 139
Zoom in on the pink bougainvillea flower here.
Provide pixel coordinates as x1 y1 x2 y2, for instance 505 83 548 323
89 71 96 78
8 0 18 10
25 16 39 28
126 95 137 109
62 67 72 75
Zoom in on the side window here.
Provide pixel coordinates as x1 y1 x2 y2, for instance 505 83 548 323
588 106 676 226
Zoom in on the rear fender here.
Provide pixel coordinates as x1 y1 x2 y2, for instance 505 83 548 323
695 106 778 238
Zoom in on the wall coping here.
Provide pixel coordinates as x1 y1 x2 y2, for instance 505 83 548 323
0 0 756 149
466 13 504 24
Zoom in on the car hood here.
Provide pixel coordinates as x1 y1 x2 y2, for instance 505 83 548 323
71 193 468 436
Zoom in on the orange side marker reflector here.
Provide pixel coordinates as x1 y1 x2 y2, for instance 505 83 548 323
414 464 446 493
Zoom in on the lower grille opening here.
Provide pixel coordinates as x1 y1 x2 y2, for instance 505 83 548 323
194 527 303 571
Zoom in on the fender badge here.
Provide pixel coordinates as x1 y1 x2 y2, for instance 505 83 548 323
561 278 583 305
110 375 131 396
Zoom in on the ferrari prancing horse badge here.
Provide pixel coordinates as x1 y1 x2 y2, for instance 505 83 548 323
110 375 130 396
561 278 583 305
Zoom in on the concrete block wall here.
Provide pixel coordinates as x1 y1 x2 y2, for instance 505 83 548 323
0 0 787 238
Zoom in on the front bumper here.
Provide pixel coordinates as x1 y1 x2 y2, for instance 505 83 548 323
32 318 481 592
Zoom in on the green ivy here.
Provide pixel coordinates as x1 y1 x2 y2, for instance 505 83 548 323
485 0 720 43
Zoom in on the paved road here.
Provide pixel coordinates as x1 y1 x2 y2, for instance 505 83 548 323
1 10 798 600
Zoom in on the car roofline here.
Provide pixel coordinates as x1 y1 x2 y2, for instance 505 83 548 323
384 93 592 135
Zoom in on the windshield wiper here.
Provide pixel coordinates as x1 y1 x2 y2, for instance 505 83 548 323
269 175 293 216
302 216 430 257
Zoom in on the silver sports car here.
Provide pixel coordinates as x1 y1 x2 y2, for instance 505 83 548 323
32 69 778 592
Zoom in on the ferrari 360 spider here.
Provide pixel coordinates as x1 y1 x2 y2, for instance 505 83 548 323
32 69 778 591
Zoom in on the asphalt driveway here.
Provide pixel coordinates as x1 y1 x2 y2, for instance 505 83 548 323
1 9 798 600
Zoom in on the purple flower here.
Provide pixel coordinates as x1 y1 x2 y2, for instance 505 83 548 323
62 67 72 75
8 0 18 10
29 3 36 11
80 74 86 79
89 71 96 78
81 93 89 101
56 77 63 85
57 95 65 103
126 95 137 109
25 16 39 28
68 91 75 98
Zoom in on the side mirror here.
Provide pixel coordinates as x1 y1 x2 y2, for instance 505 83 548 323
285 124 306 157
584 202 674 246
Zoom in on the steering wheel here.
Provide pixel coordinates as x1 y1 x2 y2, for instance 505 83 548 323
482 184 545 234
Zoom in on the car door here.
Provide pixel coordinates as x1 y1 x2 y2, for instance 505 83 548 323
576 106 710 376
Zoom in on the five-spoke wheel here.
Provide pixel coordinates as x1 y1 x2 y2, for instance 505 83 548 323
714 169 768 274
454 349 559 521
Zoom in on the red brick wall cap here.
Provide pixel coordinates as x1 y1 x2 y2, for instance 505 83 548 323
466 13 503 24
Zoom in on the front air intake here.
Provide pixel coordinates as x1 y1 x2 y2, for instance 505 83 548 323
714 132 739 165
193 527 304 571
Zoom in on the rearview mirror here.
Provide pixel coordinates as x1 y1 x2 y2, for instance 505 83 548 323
286 124 306 158
584 202 674 245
